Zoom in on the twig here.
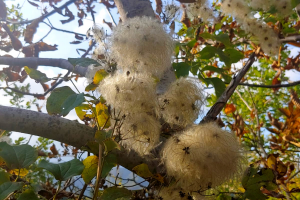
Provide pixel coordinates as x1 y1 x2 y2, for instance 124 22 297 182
235 90 252 111
3 0 77 25
78 183 88 200
0 71 70 98
81 40 96 58
87 0 96 23
0 57 87 76
247 88 268 158
238 81 300 88
105 6 117 26
200 53 256 124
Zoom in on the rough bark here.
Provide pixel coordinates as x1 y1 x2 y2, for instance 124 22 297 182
0 105 162 172
0 57 87 76
0 105 94 148
114 0 155 20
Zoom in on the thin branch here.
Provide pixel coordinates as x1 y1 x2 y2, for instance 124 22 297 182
3 0 77 25
81 40 96 58
235 90 252 111
0 57 87 76
105 6 117 26
86 0 95 23
0 71 70 98
200 53 256 124
238 81 300 88
280 35 300 43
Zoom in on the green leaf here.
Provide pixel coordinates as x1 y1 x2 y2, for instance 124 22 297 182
199 32 214 40
101 153 117 178
60 93 85 116
172 62 191 78
199 46 218 59
85 83 98 92
37 159 84 181
17 189 39 200
0 171 10 186
82 155 98 184
224 48 244 63
216 50 231 66
187 39 197 48
0 142 38 169
292 0 300 7
0 182 23 200
46 86 76 115
215 33 232 47
24 66 50 83
103 138 121 154
202 65 225 74
95 130 112 143
242 167 275 200
68 58 100 67
101 187 132 200
206 78 226 99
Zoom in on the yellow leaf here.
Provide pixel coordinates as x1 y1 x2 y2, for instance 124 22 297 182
9 168 29 176
93 69 108 85
95 103 111 128
132 163 153 179
267 154 276 170
82 155 98 184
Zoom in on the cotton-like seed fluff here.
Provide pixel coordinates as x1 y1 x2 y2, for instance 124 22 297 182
162 122 242 191
110 16 174 77
159 77 204 127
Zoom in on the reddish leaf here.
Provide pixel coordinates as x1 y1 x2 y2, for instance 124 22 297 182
103 19 113 30
75 34 84 40
41 83 49 92
100 0 115 9
60 7 74 24
155 0 162 14
52 5 63 15
24 16 43 43
38 42 58 51
77 9 85 19
2 24 22 50
78 19 83 27
70 41 81 44
224 104 236 115
272 76 281 92
50 144 58 155
27 0 39 7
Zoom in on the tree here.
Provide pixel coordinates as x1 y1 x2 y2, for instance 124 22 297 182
0 0 300 199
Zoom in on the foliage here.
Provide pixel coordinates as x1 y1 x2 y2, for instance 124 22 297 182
0 0 300 199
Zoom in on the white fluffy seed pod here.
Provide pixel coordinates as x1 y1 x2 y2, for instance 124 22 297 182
156 187 205 200
98 72 159 115
162 122 242 191
185 0 216 23
110 17 174 77
159 78 204 127
117 113 161 155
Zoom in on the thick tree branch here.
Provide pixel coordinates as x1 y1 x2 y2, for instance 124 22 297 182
0 57 87 76
0 105 94 148
114 0 155 20
0 105 162 172
200 53 256 124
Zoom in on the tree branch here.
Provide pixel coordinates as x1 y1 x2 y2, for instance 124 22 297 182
114 0 155 20
0 105 162 172
238 81 300 88
0 57 87 76
200 53 256 124
4 0 77 25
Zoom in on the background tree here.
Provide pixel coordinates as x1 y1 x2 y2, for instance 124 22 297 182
0 0 300 199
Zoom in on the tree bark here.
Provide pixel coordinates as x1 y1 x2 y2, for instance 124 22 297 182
114 0 155 20
0 57 87 76
0 105 162 172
